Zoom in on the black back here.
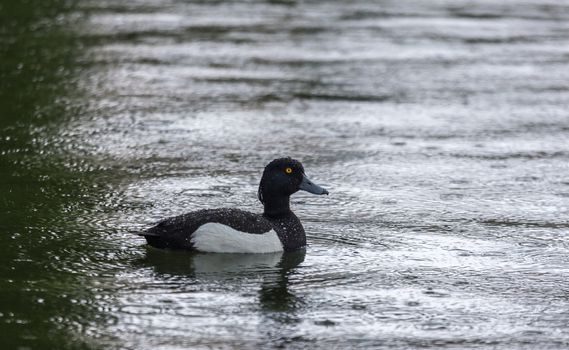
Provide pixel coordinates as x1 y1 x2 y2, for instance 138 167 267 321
142 209 273 250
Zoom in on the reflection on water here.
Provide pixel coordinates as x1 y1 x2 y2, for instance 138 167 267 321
259 250 306 312
140 248 290 275
140 248 306 312
1 0 569 349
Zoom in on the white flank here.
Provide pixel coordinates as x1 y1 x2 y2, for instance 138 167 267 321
191 223 283 253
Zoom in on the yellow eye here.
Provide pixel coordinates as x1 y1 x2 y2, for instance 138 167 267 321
285 167 293 174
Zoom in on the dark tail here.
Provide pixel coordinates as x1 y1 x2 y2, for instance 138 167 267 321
136 227 176 249
137 230 160 237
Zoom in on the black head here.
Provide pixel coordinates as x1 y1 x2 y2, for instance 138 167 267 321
258 157 328 207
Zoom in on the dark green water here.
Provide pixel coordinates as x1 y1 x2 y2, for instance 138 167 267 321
1 0 569 349
1 1 106 348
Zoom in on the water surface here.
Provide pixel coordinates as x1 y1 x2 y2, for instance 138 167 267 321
1 0 569 349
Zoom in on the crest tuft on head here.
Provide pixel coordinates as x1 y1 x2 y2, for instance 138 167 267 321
264 157 304 173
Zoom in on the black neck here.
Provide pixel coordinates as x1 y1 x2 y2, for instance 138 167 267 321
263 195 291 218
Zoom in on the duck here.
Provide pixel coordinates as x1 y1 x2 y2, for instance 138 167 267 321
139 157 329 253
